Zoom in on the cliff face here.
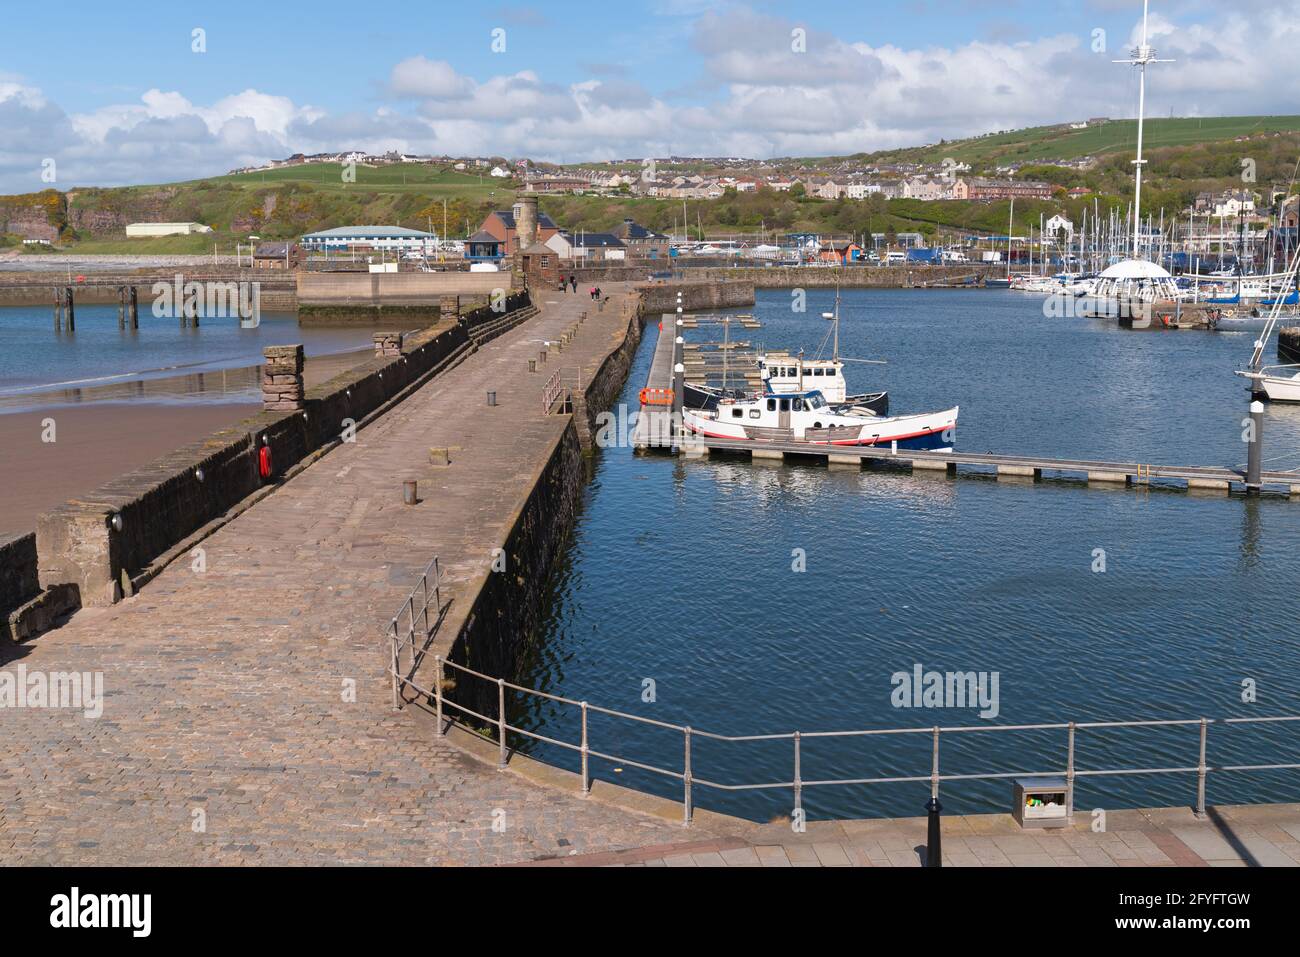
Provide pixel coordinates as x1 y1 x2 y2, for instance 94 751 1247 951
0 190 65 241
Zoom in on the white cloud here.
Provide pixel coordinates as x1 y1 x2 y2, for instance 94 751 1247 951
2 1 1299 193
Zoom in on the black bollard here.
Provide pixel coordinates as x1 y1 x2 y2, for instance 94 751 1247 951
1246 400 1264 493
925 797 942 867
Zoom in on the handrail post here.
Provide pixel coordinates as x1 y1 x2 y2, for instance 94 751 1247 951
930 726 940 800
579 702 591 795
1196 717 1208 819
497 678 508 769
407 624 417 673
793 731 802 820
682 726 693 827
434 655 444 735
420 572 429 639
1066 721 1076 824
390 621 400 710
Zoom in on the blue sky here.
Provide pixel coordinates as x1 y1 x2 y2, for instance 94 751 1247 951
1 0 1296 190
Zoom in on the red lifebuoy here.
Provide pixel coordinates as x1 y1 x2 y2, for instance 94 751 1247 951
258 444 273 479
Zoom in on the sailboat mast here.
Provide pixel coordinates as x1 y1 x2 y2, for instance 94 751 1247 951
833 283 840 362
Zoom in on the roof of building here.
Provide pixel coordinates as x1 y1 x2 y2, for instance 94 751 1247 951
254 242 294 256
301 226 436 240
1100 258 1173 279
561 232 624 248
492 209 559 230
612 219 663 241
467 230 502 244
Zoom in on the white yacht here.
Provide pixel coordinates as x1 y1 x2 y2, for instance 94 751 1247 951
684 391 959 450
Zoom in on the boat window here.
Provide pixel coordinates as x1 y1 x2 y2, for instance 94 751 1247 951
731 408 743 418
779 399 791 412
792 398 804 411
749 410 761 419
813 368 824 376
767 399 776 411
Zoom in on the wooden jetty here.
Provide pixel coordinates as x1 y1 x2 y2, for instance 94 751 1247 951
633 319 1300 496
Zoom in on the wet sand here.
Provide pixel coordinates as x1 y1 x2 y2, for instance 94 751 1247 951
0 402 259 537
0 347 374 537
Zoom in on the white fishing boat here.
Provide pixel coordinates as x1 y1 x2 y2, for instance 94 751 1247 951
755 285 889 414
756 354 889 413
683 392 959 450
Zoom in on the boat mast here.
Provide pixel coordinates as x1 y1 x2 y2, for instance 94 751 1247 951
1007 197 1014 279
833 281 841 362
1117 0 1172 260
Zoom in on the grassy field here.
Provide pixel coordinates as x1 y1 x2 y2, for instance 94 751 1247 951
209 162 511 200
859 115 1300 169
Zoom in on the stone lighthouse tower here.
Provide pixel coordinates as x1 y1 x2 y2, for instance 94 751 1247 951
512 191 540 286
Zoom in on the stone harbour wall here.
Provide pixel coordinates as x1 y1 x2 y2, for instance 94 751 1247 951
33 292 532 614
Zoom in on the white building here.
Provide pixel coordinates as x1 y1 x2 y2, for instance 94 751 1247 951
1214 192 1256 218
300 225 440 255
125 222 213 237
845 183 883 200
490 166 511 178
902 178 949 201
1045 215 1075 242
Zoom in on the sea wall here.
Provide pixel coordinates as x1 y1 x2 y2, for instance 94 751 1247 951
686 264 998 288
571 299 645 449
1281 328 1300 365
446 420 584 720
443 289 650 719
0 532 76 643
35 292 532 611
636 280 756 314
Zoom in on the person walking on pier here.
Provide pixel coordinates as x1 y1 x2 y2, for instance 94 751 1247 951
569 274 577 293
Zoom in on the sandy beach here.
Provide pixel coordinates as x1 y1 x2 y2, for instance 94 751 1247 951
0 347 372 537
0 401 259 537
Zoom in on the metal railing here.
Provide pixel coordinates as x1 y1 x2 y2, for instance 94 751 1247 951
388 555 441 710
542 369 563 412
387 580 1300 825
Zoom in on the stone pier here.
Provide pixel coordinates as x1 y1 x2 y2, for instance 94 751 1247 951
261 344 305 412
372 331 404 358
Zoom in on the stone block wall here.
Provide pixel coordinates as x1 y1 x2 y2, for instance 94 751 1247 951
635 280 756 314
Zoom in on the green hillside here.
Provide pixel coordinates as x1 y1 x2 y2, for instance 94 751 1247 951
3 115 1298 255
853 115 1300 169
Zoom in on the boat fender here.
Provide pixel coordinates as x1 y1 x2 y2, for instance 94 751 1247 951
258 442 273 480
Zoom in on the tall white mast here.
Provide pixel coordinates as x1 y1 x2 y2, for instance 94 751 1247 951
1116 0 1173 260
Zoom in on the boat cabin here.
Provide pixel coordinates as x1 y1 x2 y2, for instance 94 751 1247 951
717 390 834 435
758 356 848 402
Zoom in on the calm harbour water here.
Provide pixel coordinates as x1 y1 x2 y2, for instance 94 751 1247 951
0 305 379 410
513 288 1300 823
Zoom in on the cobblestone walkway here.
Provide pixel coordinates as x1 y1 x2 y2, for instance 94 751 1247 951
529 804 1300 867
1 287 715 865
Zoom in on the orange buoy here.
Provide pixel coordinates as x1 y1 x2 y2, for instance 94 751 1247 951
639 388 673 406
258 444 273 479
